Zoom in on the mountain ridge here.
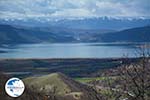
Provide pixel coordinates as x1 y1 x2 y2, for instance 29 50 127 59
94 26 150 42
0 24 150 44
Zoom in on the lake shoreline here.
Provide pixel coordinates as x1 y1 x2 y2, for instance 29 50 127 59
0 56 141 60
0 43 146 58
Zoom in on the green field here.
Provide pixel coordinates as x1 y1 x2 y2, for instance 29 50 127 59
74 77 107 83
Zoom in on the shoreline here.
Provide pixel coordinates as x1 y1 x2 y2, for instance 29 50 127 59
0 57 139 60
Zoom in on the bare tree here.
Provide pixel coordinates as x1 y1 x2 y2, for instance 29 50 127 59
96 47 150 100
118 47 150 100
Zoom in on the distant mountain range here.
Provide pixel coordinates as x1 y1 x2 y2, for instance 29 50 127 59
1 17 150 30
48 17 150 30
0 24 150 45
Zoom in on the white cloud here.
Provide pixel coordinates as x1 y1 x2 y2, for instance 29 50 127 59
0 0 149 19
51 8 96 18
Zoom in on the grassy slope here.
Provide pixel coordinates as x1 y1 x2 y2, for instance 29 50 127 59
23 72 105 100
24 73 71 95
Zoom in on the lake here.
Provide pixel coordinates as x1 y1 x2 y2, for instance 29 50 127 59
0 43 149 58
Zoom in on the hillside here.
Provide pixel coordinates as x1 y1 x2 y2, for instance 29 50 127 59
24 72 104 100
0 73 49 100
0 72 104 100
93 26 150 42
0 24 150 45
0 24 75 44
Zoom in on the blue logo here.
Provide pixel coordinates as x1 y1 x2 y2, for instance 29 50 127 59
5 78 25 97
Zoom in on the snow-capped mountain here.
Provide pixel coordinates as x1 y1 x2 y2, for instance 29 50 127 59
0 17 149 30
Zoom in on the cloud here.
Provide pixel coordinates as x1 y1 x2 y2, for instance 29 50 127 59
0 0 149 19
51 8 95 18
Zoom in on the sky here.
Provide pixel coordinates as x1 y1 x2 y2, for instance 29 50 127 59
0 0 150 20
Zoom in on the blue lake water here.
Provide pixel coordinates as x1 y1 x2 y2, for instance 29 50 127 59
0 43 148 58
